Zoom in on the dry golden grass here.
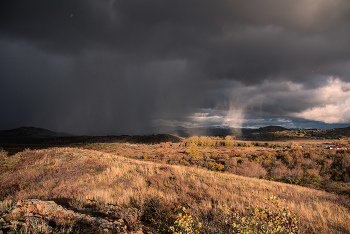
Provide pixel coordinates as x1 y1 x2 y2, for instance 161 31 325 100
91 151 350 232
81 142 350 194
1 147 350 233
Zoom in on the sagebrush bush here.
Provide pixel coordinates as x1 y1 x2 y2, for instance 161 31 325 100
236 162 267 178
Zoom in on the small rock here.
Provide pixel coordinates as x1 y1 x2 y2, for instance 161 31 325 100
7 199 143 233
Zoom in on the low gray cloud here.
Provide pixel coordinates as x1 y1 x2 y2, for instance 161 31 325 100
1 0 350 134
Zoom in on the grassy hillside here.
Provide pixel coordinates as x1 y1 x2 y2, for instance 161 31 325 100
81 137 350 197
1 147 350 233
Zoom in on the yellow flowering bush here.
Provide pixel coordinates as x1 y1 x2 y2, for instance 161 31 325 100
226 196 299 234
170 207 201 234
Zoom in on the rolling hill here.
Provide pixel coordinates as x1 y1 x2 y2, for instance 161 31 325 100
1 147 350 233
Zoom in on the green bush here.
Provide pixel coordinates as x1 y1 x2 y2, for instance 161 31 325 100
170 207 201 234
226 196 300 234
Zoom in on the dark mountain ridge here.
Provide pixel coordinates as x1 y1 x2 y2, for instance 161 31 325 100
2 125 350 145
0 126 73 143
257 125 289 132
166 125 290 138
0 126 183 145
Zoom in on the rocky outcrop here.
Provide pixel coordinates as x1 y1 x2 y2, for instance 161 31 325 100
1 199 144 234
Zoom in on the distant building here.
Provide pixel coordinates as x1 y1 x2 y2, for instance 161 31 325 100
322 143 350 150
322 143 335 149
334 145 350 150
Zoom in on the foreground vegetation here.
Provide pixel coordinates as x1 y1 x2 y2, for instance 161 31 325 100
1 146 350 233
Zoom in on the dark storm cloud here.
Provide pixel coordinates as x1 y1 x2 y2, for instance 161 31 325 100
1 0 350 134
2 0 350 81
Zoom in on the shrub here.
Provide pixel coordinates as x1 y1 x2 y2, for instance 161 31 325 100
143 197 182 232
198 136 214 147
169 207 201 234
187 136 199 146
0 148 8 159
215 163 225 171
225 136 234 147
225 158 238 167
226 196 300 234
236 162 267 178
143 153 148 160
187 143 199 156
270 164 290 180
307 172 323 182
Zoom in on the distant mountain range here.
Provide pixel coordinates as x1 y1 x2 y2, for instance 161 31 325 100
3 125 350 156
160 125 290 138
1 125 350 145
158 125 350 140
0 125 289 142
0 126 73 143
0 126 183 145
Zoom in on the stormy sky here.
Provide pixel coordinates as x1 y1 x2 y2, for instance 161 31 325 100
1 0 350 135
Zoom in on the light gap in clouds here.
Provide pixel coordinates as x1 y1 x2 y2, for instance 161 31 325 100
296 78 350 123
168 77 350 129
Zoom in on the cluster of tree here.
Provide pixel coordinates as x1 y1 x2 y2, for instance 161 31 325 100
186 136 292 149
